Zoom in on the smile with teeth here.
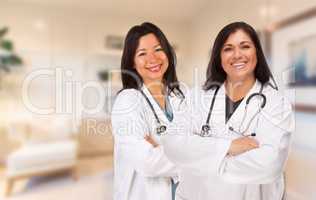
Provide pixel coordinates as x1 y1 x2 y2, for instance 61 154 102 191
147 64 162 72
232 62 247 69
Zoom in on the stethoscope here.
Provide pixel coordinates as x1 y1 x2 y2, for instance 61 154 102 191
199 82 276 137
139 90 167 136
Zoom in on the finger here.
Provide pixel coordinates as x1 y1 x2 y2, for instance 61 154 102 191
144 134 153 140
144 136 153 144
249 143 259 149
246 141 258 148
244 137 259 146
250 139 259 147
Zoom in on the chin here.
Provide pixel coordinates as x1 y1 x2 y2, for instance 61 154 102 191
149 72 164 79
150 77 164 82
144 75 163 82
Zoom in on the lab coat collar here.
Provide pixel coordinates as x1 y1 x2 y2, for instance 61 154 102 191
140 84 172 125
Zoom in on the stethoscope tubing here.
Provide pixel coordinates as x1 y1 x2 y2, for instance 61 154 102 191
139 90 167 135
140 90 161 125
200 82 272 137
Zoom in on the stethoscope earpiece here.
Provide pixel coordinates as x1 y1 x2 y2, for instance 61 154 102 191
229 126 256 137
250 133 256 137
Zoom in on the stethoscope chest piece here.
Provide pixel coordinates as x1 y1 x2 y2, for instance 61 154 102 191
200 124 211 137
156 125 167 136
199 85 220 137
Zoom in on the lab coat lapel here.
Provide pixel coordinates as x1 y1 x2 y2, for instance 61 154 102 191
141 85 169 125
168 89 185 113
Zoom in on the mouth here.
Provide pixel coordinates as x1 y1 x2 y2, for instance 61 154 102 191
146 64 162 72
232 62 247 70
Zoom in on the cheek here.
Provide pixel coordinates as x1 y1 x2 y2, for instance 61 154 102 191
160 54 169 71
253 58 258 69
160 53 168 64
133 59 144 76
134 58 146 70
164 56 169 67
250 52 258 68
220 54 230 69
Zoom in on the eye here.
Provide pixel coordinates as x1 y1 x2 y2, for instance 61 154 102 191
241 45 251 49
155 47 164 52
222 47 233 52
137 52 146 57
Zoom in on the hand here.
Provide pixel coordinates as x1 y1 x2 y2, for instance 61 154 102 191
227 137 259 156
144 134 159 148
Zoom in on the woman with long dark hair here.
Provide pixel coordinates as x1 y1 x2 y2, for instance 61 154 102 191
111 22 187 200
161 22 294 200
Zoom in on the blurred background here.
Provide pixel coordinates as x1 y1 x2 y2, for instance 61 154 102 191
0 0 316 199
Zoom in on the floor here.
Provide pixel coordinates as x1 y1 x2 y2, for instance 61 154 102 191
0 154 113 198
0 148 314 200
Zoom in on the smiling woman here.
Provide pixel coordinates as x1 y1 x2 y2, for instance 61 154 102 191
159 22 294 200
134 33 169 89
220 29 257 93
111 22 186 200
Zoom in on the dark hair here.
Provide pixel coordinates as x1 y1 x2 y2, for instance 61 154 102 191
120 22 183 98
203 21 275 90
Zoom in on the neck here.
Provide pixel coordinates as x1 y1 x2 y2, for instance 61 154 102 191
144 80 166 109
144 81 165 96
225 77 255 101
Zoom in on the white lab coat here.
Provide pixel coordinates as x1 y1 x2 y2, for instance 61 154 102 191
111 85 189 200
160 80 294 200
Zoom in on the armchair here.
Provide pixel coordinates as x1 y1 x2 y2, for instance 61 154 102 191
4 116 78 196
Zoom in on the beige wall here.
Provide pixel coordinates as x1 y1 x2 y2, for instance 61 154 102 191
0 1 193 122
186 0 316 85
0 1 193 162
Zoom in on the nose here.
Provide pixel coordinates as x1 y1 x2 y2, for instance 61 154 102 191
146 52 158 62
233 48 242 59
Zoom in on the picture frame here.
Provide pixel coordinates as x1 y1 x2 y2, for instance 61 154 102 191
267 7 316 112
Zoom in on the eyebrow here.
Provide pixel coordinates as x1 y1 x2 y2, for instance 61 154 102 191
240 41 252 45
136 44 162 53
223 41 253 47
